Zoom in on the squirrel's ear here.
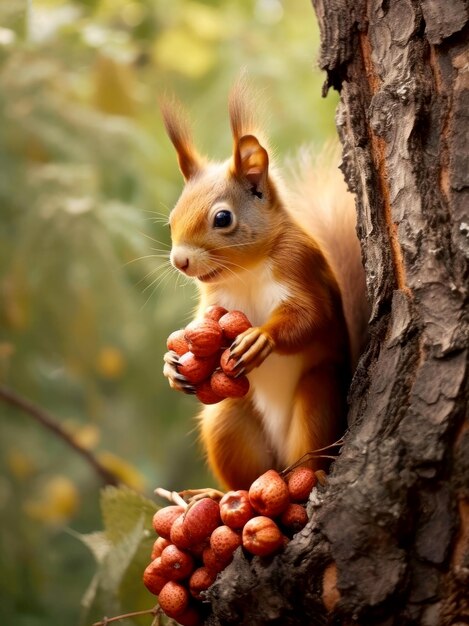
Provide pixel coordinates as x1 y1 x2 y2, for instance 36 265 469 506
160 98 202 181
233 135 269 192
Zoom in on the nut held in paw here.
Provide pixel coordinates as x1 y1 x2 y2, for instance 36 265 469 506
210 370 250 398
184 318 223 357
165 306 253 404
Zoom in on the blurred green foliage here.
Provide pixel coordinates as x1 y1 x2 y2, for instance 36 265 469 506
0 0 337 624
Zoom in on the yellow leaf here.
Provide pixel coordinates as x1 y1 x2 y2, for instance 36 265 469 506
68 422 101 450
93 55 138 117
97 451 146 492
184 2 224 41
23 476 79 526
120 2 146 27
6 448 36 480
96 346 126 379
153 28 214 78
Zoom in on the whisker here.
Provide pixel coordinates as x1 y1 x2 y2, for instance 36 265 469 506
137 261 172 288
140 268 170 311
141 208 170 221
139 231 171 249
141 265 175 299
208 241 254 253
124 253 169 267
149 246 172 254
207 255 258 285
143 216 170 226
207 258 247 286
219 258 257 276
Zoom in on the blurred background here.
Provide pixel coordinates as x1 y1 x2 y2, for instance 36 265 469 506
0 0 338 624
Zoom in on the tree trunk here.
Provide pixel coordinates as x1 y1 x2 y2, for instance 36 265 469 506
206 1 468 624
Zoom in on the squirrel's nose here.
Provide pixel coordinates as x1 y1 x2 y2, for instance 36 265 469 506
171 251 190 273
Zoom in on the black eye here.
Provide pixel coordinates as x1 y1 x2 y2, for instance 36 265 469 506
213 210 233 229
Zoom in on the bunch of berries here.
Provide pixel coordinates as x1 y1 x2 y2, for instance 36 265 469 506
143 467 317 625
167 306 252 404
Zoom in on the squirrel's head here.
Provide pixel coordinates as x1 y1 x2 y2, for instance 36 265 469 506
162 85 282 284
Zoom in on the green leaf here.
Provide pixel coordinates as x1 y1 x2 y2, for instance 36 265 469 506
79 516 150 625
70 529 111 564
77 487 159 625
101 485 158 545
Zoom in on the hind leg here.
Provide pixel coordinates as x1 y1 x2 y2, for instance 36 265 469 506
286 364 348 471
199 397 275 490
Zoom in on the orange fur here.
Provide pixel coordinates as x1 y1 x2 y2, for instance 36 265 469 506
163 84 368 489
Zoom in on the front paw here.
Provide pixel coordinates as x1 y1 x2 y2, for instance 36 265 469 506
163 350 196 394
229 327 274 376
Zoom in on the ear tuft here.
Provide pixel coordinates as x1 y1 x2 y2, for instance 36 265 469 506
160 97 202 181
234 135 269 190
229 77 256 143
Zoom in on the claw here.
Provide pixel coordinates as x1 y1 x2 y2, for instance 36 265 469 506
230 331 259 361
164 353 196 394
182 384 197 394
227 327 274 374
164 350 180 366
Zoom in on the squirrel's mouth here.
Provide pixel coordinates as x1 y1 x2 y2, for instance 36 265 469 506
197 267 224 283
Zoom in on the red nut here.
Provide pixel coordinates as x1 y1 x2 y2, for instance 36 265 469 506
202 546 230 574
280 503 308 534
167 329 190 356
158 580 190 618
210 370 250 398
219 310 252 339
177 606 204 626
248 469 289 518
187 539 209 559
184 318 223 357
219 490 255 529
170 514 194 550
204 305 228 322
152 505 184 539
210 525 242 562
189 566 217 600
151 536 171 560
286 467 317 502
160 544 195 581
242 516 284 556
219 348 238 377
195 378 224 405
143 557 169 595
183 498 222 545
178 352 217 385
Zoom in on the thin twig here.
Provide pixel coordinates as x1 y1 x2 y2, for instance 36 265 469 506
280 441 343 476
92 606 160 626
0 385 119 486
154 486 188 508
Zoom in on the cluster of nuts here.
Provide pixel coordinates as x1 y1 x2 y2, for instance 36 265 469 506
167 306 253 404
143 467 317 625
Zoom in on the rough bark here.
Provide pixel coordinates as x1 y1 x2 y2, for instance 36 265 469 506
206 1 468 624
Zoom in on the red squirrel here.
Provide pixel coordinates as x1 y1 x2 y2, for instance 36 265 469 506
162 84 369 490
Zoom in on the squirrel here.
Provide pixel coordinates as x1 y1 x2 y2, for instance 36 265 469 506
162 83 369 490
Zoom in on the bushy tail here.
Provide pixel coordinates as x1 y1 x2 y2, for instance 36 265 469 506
285 144 370 369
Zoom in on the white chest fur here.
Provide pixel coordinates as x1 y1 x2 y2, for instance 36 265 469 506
210 262 305 462
211 261 288 327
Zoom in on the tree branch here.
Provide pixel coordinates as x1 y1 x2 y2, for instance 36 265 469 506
0 385 120 487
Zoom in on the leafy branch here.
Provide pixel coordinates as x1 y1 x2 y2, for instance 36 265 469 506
0 384 120 486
